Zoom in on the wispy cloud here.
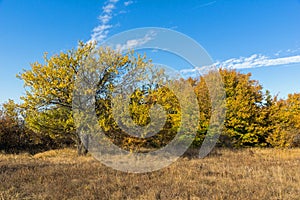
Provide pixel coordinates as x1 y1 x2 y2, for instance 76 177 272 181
90 0 135 43
217 54 300 69
194 1 217 9
275 47 300 57
90 0 119 43
180 54 300 74
115 31 156 51
124 0 133 6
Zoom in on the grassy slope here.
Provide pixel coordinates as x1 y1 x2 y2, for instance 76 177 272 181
0 148 299 200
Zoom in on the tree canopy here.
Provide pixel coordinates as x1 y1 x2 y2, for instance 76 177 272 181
1 43 299 154
17 42 156 154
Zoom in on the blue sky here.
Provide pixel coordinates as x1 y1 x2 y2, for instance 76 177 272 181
1 0 300 104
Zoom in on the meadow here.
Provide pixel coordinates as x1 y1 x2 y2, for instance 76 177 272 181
0 148 299 200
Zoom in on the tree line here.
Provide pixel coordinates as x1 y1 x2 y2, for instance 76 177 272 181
1 42 299 155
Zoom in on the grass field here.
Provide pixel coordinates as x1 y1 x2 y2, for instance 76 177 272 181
0 148 299 200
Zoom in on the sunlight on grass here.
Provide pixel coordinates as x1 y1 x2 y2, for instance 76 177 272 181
0 148 299 199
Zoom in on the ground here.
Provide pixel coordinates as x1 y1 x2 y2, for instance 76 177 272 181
0 148 299 199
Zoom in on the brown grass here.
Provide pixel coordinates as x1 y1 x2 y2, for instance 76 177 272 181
0 148 299 200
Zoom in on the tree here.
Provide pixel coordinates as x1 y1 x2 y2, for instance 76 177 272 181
0 100 27 152
95 72 191 152
267 93 300 147
193 69 273 147
193 76 212 146
220 69 274 147
18 42 153 155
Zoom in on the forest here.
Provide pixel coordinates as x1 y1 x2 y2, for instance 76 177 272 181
1 42 300 155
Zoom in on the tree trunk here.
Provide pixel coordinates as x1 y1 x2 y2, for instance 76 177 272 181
77 135 89 156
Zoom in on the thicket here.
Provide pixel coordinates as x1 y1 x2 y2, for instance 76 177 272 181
1 42 299 154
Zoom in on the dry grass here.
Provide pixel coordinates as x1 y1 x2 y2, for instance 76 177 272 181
0 148 299 199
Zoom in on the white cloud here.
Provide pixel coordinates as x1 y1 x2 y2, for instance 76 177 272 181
180 54 300 75
115 31 156 51
180 66 205 74
102 3 116 13
274 48 300 57
89 0 136 43
124 0 133 6
275 50 282 57
89 0 120 43
218 54 300 69
90 24 112 42
98 14 112 24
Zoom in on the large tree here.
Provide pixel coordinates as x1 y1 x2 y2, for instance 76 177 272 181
220 69 274 147
194 69 274 147
18 42 153 155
